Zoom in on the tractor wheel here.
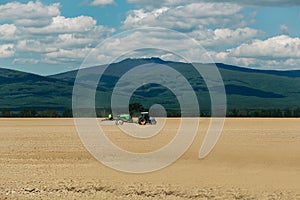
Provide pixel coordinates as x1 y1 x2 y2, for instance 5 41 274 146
115 120 124 125
150 119 157 125
139 119 146 125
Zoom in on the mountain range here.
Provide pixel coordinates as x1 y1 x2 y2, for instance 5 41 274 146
1 57 300 115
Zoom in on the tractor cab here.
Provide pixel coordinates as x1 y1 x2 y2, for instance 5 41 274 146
138 112 156 125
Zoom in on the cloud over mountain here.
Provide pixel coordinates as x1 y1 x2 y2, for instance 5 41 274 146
0 0 300 74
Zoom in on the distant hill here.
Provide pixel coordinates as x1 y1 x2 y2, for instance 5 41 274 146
49 58 300 111
0 68 73 111
1 57 300 115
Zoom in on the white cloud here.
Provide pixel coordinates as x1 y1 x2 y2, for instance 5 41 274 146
26 16 97 34
0 1 116 67
0 1 60 27
204 0 300 6
16 40 56 53
127 0 185 8
171 3 242 18
121 1 300 70
90 0 115 6
13 24 114 63
190 27 263 48
206 35 300 70
56 34 94 48
127 0 300 7
209 50 257 67
13 58 39 65
0 44 15 58
14 18 53 28
44 47 94 65
123 3 244 31
80 28 217 67
230 35 300 59
1 0 298 72
123 7 169 28
53 26 114 47
0 24 17 41
206 50 300 70
253 59 300 70
122 2 260 54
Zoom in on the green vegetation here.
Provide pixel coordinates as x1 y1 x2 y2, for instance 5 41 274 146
129 103 145 117
1 58 300 117
2 107 300 118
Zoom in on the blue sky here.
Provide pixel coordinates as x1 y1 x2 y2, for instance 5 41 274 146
0 0 300 75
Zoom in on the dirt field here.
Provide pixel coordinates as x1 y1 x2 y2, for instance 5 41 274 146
0 118 299 199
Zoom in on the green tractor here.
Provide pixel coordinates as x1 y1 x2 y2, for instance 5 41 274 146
138 112 156 125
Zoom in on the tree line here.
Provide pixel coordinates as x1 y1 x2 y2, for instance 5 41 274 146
226 108 300 117
1 107 300 118
0 108 73 118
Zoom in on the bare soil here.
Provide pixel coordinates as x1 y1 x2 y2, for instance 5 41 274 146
0 118 299 199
